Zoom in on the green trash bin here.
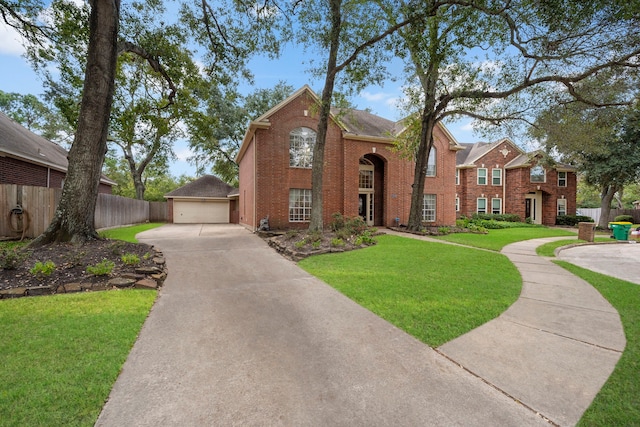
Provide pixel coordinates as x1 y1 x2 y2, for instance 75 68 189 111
609 222 632 241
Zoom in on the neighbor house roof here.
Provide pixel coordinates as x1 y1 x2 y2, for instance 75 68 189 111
0 111 70 172
0 111 116 186
164 174 238 199
456 138 525 167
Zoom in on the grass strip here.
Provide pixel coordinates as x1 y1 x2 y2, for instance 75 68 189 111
433 227 576 251
553 261 640 426
0 290 156 426
535 237 612 257
299 234 521 347
99 222 164 243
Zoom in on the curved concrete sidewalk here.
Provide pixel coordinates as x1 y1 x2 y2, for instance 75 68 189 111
557 242 640 285
439 236 625 426
96 224 546 426
96 226 625 426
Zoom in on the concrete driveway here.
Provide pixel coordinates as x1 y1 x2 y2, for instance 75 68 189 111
96 224 545 426
557 242 640 285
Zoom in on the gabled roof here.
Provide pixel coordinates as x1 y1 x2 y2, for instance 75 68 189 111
505 150 577 171
236 85 464 163
0 112 116 186
0 111 71 172
164 174 237 199
331 108 396 139
456 138 525 167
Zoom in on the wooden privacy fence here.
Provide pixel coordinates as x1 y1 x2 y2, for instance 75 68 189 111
1 184 168 239
577 208 640 225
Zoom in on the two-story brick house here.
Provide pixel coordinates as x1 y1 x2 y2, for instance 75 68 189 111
236 86 464 230
456 138 577 225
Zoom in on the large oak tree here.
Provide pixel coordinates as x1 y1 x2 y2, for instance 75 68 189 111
388 0 640 230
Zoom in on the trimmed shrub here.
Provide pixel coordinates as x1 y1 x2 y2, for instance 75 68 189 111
614 214 634 223
556 215 594 226
472 213 521 222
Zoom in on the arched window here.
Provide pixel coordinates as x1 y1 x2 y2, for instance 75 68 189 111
289 127 316 168
426 147 436 176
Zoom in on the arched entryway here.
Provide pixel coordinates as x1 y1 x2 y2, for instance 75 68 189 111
358 154 385 226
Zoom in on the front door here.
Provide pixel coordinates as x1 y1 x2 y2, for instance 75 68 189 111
525 192 542 224
359 192 374 226
359 158 375 226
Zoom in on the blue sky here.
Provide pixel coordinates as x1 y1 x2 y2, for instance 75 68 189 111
0 20 478 177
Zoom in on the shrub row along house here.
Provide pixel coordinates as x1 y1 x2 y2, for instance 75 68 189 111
237 86 576 231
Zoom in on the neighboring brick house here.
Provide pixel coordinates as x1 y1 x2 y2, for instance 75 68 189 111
0 112 115 193
456 138 577 225
236 85 465 231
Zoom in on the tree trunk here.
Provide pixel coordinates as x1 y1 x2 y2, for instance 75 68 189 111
31 0 120 246
309 0 341 232
598 184 619 229
407 111 436 231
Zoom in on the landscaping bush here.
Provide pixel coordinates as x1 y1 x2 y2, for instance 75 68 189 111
614 214 634 223
472 213 521 222
0 247 30 270
556 215 594 226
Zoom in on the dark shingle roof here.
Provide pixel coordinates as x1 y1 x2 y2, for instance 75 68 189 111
332 108 397 138
0 111 69 171
165 175 237 198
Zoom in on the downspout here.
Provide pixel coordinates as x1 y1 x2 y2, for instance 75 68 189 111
253 133 257 231
502 167 506 214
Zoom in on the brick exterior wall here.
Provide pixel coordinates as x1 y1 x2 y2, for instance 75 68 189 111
456 140 577 225
1 156 113 194
239 90 460 230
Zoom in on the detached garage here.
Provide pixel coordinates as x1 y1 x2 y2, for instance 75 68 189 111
165 175 239 224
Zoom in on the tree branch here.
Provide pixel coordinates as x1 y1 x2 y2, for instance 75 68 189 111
117 41 177 107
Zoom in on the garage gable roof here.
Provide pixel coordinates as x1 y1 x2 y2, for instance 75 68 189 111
165 174 237 199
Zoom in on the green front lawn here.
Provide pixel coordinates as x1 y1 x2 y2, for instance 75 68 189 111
99 222 164 243
554 262 640 426
433 227 576 251
300 234 521 346
0 291 156 426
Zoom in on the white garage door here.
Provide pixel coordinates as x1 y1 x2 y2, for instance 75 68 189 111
173 200 229 223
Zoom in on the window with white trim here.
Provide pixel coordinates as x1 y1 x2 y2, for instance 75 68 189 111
455 169 459 185
491 198 502 214
289 189 312 222
492 168 502 186
425 148 437 177
289 127 316 168
558 171 567 187
477 168 487 185
557 198 567 216
477 198 487 214
455 196 460 212
530 165 546 183
422 194 436 222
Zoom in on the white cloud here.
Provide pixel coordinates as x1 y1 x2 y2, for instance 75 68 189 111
174 144 194 162
460 121 475 131
0 23 26 56
360 90 390 102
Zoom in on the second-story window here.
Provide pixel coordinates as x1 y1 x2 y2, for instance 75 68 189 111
425 148 437 177
530 165 546 183
477 168 487 185
492 168 502 186
558 171 567 187
289 127 316 168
